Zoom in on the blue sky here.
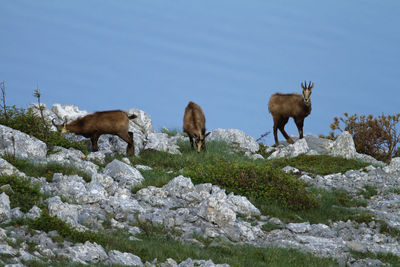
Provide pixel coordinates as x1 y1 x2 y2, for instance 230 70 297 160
1 0 399 144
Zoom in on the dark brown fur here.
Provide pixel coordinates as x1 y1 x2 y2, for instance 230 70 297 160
268 82 313 145
183 101 210 152
53 110 137 154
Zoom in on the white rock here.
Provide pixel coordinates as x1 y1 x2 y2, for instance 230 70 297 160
108 250 143 266
268 138 309 159
227 193 260 217
0 124 47 160
328 131 357 159
287 222 311 233
50 104 89 122
144 132 181 154
135 165 153 171
383 157 400 174
0 193 10 223
66 241 108 264
208 128 259 153
103 159 144 189
198 191 236 227
26 206 41 220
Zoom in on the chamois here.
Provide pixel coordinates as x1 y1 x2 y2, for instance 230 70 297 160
183 101 210 152
268 81 314 146
52 110 137 155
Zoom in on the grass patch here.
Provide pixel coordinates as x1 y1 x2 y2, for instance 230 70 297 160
132 168 179 194
2 156 91 182
130 140 249 172
184 159 317 211
24 211 339 267
358 185 378 199
268 154 369 175
0 175 46 212
253 188 370 224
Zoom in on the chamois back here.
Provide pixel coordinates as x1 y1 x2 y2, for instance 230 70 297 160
183 101 205 137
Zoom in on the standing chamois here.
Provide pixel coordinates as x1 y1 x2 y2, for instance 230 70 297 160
183 101 210 152
268 81 314 146
52 110 137 155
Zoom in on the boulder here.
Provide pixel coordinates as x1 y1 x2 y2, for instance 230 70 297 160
0 193 10 223
65 241 108 264
0 124 47 160
144 133 181 154
108 250 143 266
208 129 259 153
103 160 144 189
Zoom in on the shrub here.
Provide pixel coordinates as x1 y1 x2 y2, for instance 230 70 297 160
330 113 400 162
0 175 46 212
184 159 317 210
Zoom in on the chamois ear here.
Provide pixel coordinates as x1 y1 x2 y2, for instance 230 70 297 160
205 132 211 138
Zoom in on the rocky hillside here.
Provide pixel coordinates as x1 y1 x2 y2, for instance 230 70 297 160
0 104 399 266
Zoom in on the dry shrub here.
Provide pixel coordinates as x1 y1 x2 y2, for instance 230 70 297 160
330 113 400 162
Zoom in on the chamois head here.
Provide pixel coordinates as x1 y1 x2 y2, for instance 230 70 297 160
301 81 314 104
193 132 210 153
52 118 68 134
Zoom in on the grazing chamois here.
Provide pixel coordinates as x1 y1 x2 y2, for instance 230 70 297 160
52 110 137 155
183 101 210 152
268 81 314 146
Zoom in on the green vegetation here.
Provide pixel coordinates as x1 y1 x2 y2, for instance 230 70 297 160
358 185 378 199
0 105 88 153
268 154 369 175
132 168 179 193
254 188 370 224
184 159 317 210
2 155 92 182
0 175 46 212
21 211 339 267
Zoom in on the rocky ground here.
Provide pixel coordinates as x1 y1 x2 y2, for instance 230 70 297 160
0 104 399 266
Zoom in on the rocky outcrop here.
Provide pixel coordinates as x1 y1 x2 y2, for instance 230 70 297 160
0 125 47 160
208 128 259 153
267 131 385 166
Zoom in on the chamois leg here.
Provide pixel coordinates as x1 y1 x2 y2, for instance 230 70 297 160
278 117 294 144
91 133 100 152
272 116 280 146
189 136 194 150
117 132 135 155
294 117 305 139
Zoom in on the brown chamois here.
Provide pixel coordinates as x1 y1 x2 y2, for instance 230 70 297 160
183 101 210 152
268 81 314 146
52 110 137 155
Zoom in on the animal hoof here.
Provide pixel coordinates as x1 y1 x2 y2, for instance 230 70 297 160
287 139 295 144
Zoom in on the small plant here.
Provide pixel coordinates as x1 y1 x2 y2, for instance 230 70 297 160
357 185 378 199
330 113 400 162
0 175 46 212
